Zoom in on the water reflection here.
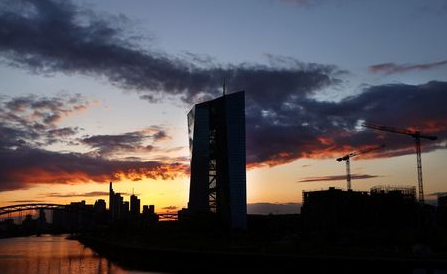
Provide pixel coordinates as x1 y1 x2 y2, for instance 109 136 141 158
0 235 160 274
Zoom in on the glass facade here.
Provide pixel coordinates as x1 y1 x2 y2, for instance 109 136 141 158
187 91 247 229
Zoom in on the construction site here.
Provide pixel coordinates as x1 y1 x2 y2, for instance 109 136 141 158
297 122 446 258
303 123 439 222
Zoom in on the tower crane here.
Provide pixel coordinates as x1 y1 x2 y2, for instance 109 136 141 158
337 144 385 190
362 123 438 204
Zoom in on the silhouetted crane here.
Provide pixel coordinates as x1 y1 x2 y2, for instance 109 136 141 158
363 123 438 203
336 144 385 190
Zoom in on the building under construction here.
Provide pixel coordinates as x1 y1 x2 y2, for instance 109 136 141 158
302 185 420 230
370 185 416 201
302 187 370 229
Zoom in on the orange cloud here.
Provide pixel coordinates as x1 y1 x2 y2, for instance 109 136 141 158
0 148 188 191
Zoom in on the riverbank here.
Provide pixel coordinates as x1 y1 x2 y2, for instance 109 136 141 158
78 234 447 273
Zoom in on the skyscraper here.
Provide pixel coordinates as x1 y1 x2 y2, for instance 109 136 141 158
130 194 140 215
109 182 114 211
109 182 123 220
187 91 247 229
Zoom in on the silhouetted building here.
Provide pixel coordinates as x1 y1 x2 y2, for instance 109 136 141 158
142 205 149 215
302 187 370 229
369 185 419 228
437 194 447 228
438 194 447 208
187 91 247 229
143 205 155 215
52 209 71 231
0 218 18 234
370 185 416 201
302 185 420 230
130 194 140 215
109 182 124 220
21 214 36 232
122 201 130 218
109 182 114 211
94 199 106 213
37 209 48 232
142 205 158 225
69 200 94 230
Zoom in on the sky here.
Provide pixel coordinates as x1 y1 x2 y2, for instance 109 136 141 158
0 0 446 214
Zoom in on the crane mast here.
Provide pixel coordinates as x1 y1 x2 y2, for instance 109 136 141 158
336 144 385 190
363 123 437 203
345 157 351 190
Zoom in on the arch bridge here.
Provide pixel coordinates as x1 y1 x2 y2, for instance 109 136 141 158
0 203 89 218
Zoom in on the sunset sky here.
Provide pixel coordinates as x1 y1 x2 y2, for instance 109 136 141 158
0 0 446 214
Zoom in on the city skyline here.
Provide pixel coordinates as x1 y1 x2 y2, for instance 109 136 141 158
1 0 447 213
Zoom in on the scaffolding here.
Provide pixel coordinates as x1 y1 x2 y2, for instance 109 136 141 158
370 185 416 201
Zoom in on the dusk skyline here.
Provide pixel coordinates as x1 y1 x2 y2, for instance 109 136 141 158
1 0 446 212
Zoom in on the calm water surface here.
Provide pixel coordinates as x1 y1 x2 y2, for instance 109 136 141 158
0 234 163 274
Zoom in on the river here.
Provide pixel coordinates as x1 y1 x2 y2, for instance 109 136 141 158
0 234 165 274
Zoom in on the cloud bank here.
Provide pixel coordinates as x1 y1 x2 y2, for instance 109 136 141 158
0 0 446 191
0 94 187 191
369 60 447 74
298 174 381 183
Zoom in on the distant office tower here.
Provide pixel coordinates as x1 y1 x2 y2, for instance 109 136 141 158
94 199 106 213
109 182 114 211
130 194 140 215
122 201 130 218
142 205 155 215
109 182 124 219
187 91 247 229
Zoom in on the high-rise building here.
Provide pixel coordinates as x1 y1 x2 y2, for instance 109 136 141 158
122 201 130 218
94 199 106 213
109 182 124 219
109 182 114 212
130 194 141 215
187 91 247 229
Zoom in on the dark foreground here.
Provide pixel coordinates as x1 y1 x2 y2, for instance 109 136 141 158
79 234 447 273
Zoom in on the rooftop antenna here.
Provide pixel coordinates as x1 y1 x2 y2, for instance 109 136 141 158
223 78 226 96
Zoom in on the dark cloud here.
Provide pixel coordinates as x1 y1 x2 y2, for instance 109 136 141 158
0 0 342 104
428 192 447 197
0 147 188 191
0 93 186 191
139 95 160 103
8 200 44 204
247 81 447 167
81 126 172 158
298 174 381 183
247 203 301 215
44 191 131 198
48 127 80 137
0 0 446 172
369 60 447 74
161 206 178 210
0 94 88 148
82 132 153 157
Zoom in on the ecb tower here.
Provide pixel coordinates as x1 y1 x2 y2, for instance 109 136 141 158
187 91 247 229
